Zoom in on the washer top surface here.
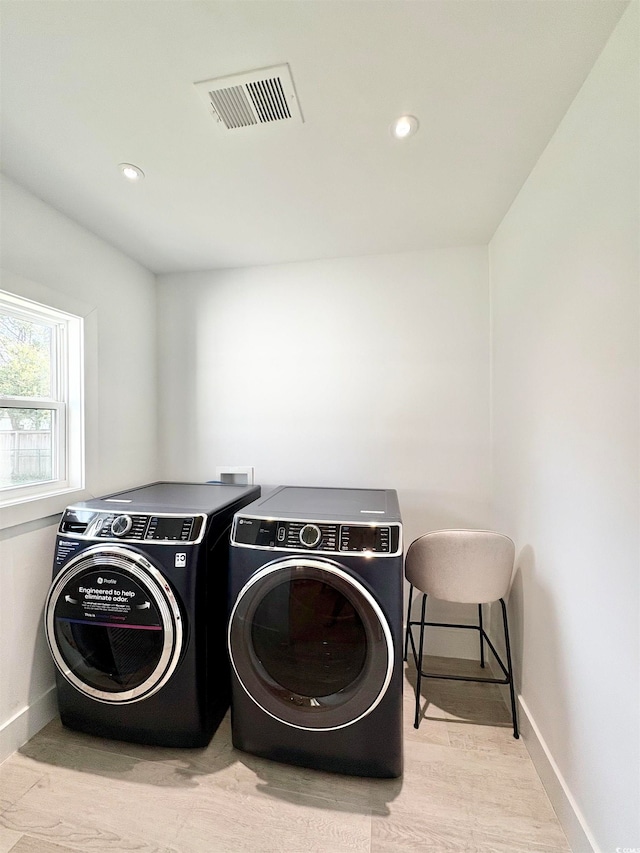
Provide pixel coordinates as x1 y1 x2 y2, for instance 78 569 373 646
244 486 401 523
70 482 260 516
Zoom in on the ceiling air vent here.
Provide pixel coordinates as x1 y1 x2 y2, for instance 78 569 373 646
194 63 303 131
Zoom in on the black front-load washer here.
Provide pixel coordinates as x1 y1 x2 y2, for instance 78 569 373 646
228 486 403 777
45 481 260 747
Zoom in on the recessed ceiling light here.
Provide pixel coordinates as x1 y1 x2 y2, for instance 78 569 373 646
118 163 145 181
391 115 419 140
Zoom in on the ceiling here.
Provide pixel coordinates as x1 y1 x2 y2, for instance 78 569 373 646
0 1 627 274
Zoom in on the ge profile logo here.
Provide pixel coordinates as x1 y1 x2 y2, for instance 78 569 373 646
97 576 117 585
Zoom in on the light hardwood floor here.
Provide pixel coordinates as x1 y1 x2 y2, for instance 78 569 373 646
0 658 570 853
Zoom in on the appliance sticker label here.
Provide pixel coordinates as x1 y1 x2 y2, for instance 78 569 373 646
55 569 161 629
55 540 82 565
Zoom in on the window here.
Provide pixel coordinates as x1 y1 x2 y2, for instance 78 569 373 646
0 291 83 505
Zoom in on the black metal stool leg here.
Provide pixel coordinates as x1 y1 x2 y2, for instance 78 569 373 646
403 585 414 662
500 598 519 739
478 603 485 668
414 593 427 729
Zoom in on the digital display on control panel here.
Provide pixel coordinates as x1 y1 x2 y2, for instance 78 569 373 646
154 518 183 540
340 525 392 553
341 526 379 551
148 516 194 541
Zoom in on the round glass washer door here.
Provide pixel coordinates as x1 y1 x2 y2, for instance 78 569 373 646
45 545 183 704
228 557 394 730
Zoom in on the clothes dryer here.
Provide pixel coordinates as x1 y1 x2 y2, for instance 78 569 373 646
228 486 403 777
45 481 260 747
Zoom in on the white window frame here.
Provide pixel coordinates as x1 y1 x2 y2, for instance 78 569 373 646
0 290 84 510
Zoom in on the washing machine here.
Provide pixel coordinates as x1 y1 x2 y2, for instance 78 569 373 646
45 481 260 747
227 486 403 778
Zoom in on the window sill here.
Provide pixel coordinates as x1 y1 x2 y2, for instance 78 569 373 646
0 486 93 531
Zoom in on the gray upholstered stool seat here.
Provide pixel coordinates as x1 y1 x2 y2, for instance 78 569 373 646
403 529 519 738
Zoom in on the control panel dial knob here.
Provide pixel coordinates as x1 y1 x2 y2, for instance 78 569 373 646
111 514 133 537
299 524 321 548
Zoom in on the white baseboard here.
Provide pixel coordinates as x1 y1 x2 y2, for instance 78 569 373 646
516 696 599 853
0 686 57 764
481 652 597 853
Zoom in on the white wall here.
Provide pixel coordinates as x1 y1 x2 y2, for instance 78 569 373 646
489 5 639 851
157 248 493 654
157 248 491 545
0 175 159 761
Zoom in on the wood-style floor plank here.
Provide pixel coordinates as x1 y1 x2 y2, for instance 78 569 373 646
0 658 571 852
0 825 22 853
8 837 91 853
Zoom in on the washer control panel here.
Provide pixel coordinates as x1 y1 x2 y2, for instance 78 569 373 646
233 516 401 556
58 509 205 544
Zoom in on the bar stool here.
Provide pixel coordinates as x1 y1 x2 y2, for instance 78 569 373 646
403 529 519 738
